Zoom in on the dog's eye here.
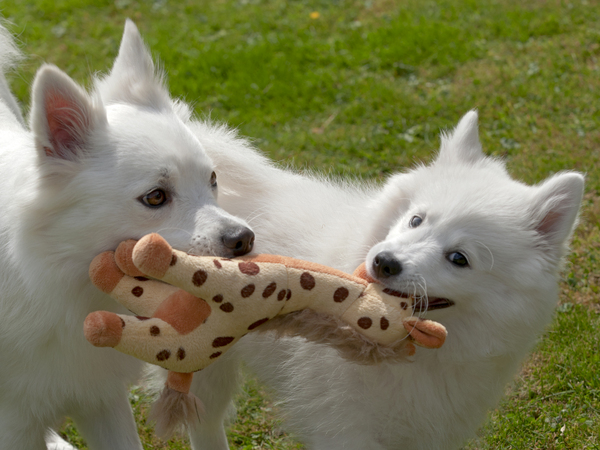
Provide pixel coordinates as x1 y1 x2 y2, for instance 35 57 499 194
210 171 217 189
447 252 469 267
409 215 423 228
140 189 168 208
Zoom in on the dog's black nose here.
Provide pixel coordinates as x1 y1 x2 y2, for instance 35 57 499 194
372 251 402 278
222 226 255 256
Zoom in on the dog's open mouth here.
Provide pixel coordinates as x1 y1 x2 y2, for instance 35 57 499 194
382 288 455 312
414 297 455 312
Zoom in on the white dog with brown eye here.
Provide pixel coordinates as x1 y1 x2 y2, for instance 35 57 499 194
181 111 584 449
0 21 254 450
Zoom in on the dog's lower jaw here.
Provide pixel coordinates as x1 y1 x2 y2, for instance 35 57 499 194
376 286 456 313
414 297 455 312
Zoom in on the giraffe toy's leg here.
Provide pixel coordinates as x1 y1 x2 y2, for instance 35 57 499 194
84 313 198 370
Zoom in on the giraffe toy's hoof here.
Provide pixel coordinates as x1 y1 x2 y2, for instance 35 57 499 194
84 311 124 348
132 233 174 278
403 318 447 349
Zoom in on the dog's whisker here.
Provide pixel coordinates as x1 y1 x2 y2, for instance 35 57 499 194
475 240 495 271
154 226 193 237
245 205 270 224
246 211 269 226
416 276 428 319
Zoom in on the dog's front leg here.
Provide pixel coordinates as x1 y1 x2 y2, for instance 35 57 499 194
45 429 77 450
310 433 388 450
69 390 142 450
186 353 242 450
0 405 48 450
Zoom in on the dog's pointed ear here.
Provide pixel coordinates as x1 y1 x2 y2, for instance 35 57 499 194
437 110 485 164
30 64 105 162
529 172 584 258
111 20 155 87
95 19 172 111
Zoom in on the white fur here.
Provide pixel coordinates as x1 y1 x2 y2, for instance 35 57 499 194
0 23 24 127
181 111 584 449
44 430 76 450
0 21 252 449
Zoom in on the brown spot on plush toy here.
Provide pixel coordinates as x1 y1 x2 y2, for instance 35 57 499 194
85 233 447 436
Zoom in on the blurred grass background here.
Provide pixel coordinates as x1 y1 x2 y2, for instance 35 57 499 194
1 0 598 448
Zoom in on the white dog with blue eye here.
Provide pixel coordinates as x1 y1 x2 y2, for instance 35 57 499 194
182 110 584 450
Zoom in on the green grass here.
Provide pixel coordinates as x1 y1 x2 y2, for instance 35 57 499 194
2 0 599 448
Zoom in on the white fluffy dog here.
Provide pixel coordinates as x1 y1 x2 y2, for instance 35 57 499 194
183 111 584 450
0 22 254 449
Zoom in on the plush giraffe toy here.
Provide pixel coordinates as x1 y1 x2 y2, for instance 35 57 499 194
84 233 447 435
